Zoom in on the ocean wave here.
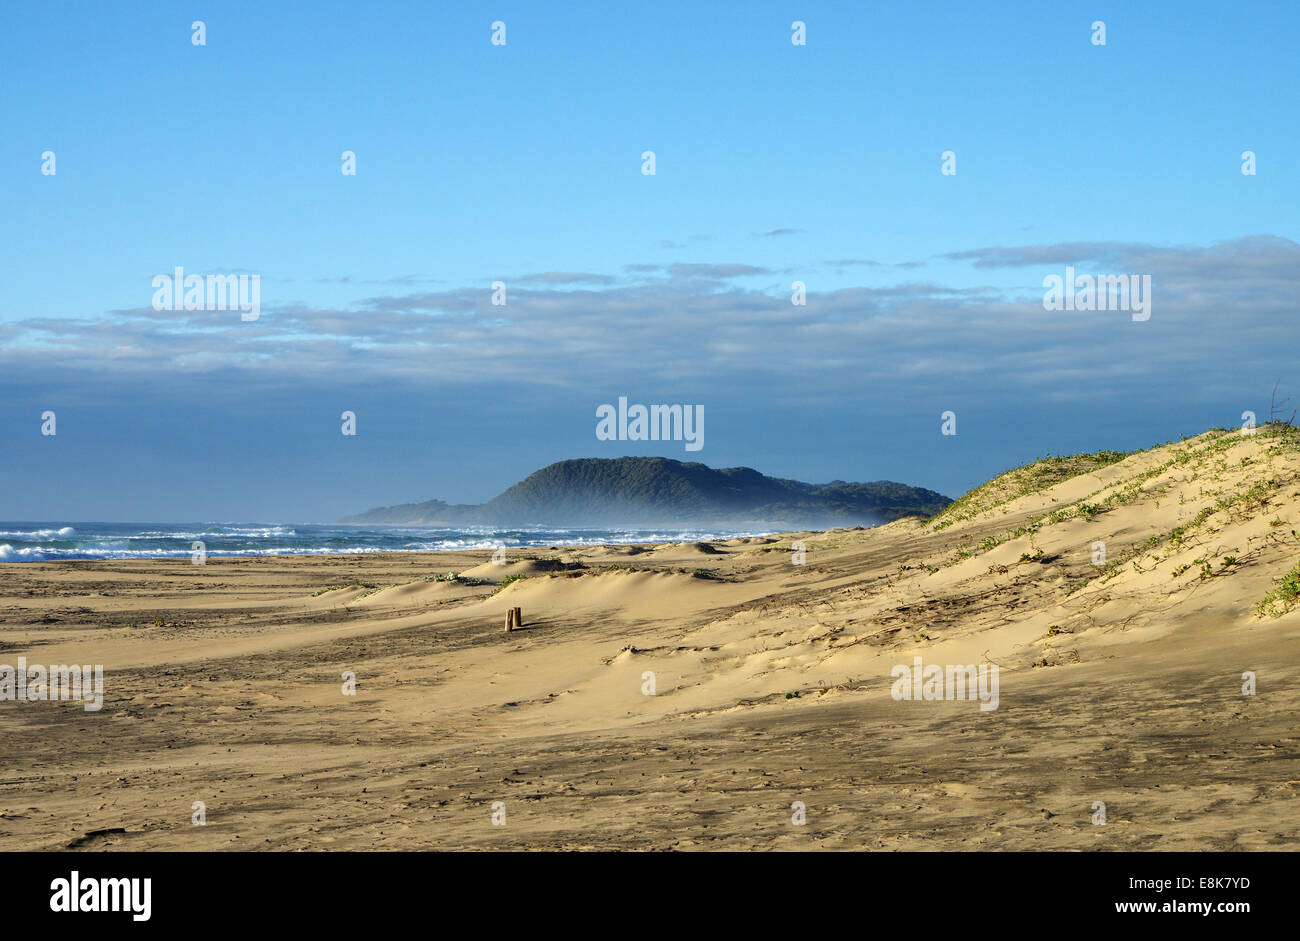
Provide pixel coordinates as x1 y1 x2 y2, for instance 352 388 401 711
0 545 415 562
131 526 296 539
0 525 777 562
0 543 57 560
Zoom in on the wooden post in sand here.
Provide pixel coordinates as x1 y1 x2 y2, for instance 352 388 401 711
512 607 523 628
505 609 515 632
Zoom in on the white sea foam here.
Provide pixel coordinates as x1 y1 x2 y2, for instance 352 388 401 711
132 526 295 539
0 543 52 560
0 527 75 538
0 524 776 562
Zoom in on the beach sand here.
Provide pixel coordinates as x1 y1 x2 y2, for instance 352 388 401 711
3 428 1299 850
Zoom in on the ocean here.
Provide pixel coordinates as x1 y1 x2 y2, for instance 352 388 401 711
0 522 774 563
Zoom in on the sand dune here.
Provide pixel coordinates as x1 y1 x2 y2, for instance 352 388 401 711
2 426 1299 850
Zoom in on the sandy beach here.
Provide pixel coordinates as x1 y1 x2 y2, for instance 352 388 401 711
3 427 1299 851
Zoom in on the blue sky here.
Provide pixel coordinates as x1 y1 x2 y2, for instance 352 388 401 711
1 1 1297 521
